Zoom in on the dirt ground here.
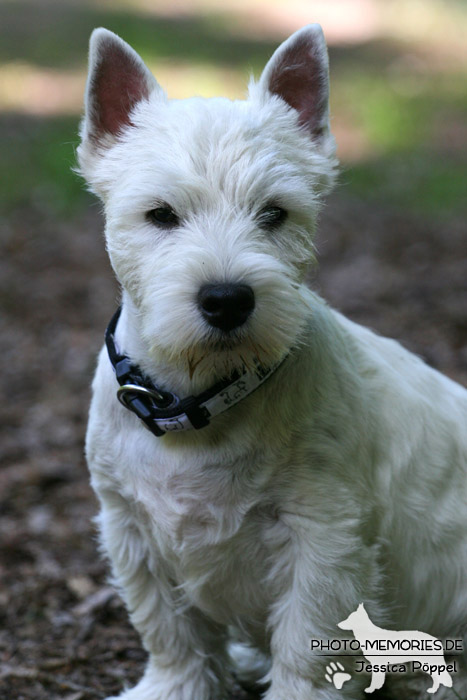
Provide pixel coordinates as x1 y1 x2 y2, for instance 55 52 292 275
0 184 466 699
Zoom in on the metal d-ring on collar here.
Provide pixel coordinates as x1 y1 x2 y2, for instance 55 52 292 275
117 384 170 410
105 306 286 437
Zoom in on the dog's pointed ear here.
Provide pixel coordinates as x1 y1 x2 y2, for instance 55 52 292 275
257 24 331 144
83 28 162 142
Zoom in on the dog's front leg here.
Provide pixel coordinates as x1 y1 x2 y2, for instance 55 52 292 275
96 491 230 700
263 514 379 700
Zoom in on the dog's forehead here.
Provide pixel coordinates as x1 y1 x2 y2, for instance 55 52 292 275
136 95 302 161
163 93 282 134
111 93 320 207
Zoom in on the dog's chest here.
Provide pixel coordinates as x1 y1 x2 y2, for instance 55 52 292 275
133 458 282 627
172 507 276 628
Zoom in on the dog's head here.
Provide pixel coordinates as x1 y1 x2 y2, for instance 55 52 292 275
78 26 337 386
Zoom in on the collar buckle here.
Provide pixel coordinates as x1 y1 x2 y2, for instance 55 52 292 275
116 384 174 437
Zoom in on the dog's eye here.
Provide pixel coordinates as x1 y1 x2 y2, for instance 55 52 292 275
257 205 288 230
147 205 179 228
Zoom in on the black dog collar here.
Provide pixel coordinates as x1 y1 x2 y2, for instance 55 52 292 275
105 306 285 437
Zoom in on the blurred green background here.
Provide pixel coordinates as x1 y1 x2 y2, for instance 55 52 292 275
1 0 466 218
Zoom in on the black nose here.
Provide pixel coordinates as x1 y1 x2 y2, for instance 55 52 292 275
197 283 255 332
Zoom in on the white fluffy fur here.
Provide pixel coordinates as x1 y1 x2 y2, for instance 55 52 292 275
79 25 467 700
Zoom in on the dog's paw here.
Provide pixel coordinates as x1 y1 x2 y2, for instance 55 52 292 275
101 663 228 700
325 661 352 690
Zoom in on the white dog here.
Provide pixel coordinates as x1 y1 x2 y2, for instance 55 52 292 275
78 24 467 700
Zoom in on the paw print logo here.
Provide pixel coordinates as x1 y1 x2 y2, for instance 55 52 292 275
325 661 352 690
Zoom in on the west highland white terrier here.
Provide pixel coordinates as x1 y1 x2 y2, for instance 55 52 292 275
78 25 467 700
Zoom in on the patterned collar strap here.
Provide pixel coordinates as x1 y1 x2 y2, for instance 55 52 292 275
105 306 286 436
